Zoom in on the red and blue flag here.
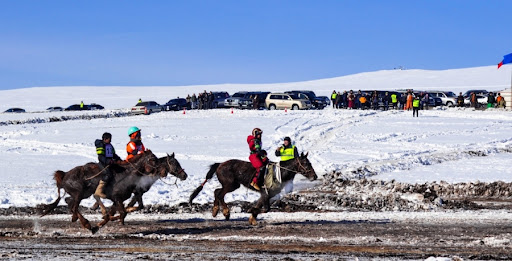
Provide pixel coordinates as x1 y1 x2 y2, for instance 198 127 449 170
498 53 512 69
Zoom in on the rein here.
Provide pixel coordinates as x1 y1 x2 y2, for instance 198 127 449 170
273 158 309 174
85 165 109 181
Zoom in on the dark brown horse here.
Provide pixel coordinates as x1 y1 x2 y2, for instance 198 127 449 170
124 153 187 212
189 152 317 225
40 151 162 233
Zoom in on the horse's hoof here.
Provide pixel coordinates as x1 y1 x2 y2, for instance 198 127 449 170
71 216 78 223
126 207 138 213
91 226 99 234
249 215 257 226
222 208 230 220
212 206 219 217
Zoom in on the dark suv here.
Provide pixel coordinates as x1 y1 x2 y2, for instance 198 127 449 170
239 91 270 109
285 90 326 109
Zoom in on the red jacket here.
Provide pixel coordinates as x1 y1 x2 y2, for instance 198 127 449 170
247 135 261 154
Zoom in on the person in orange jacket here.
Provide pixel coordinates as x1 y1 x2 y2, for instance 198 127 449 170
126 126 146 161
405 91 413 111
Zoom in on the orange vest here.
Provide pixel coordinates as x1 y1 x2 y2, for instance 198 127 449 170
126 141 145 161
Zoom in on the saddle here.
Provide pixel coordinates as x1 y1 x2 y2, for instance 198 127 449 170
263 162 282 190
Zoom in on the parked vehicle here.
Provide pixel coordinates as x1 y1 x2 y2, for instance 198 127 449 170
463 90 489 98
223 92 247 108
65 104 87 111
237 91 271 109
211 92 230 108
317 96 331 106
265 93 312 110
285 90 327 109
46 106 63 112
88 103 104 110
64 103 104 111
163 98 188 111
464 94 488 106
429 91 457 107
4 108 25 113
131 101 162 115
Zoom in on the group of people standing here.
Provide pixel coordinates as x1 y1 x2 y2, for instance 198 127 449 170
184 91 225 110
465 92 506 109
330 90 428 116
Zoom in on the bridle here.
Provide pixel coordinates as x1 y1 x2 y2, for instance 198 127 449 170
166 156 185 177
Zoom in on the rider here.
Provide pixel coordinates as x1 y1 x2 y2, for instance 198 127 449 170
275 136 299 162
247 128 268 191
126 126 146 161
94 132 122 198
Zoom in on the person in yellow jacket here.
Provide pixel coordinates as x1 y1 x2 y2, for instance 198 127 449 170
275 137 299 162
331 90 337 108
412 96 420 117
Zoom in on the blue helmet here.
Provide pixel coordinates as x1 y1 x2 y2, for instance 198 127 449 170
128 126 141 136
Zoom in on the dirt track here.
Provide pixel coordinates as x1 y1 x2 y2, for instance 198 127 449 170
1 208 511 260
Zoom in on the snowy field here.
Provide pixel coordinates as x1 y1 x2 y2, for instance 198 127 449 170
0 66 511 210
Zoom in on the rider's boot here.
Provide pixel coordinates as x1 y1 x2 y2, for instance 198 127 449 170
250 172 260 191
257 166 266 188
94 180 107 199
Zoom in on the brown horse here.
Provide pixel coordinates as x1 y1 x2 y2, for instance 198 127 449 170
40 151 161 233
189 152 317 225
123 153 187 212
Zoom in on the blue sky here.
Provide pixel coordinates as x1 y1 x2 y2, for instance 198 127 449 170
0 1 510 90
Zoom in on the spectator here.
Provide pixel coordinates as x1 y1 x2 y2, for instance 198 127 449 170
331 90 337 108
186 95 191 109
371 91 379 110
487 92 496 108
348 90 355 109
191 93 197 109
405 91 413 111
470 92 477 108
496 93 506 108
457 92 465 107
335 92 342 109
383 92 390 111
391 92 398 110
359 94 367 110
341 91 348 109
253 95 259 110
412 96 420 117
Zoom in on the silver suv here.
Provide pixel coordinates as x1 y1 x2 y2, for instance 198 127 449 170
429 91 457 107
265 93 312 110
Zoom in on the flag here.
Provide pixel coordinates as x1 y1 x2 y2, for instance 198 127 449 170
498 53 512 69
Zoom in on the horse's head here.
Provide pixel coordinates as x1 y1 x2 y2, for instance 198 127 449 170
295 152 317 181
141 150 158 174
157 153 187 180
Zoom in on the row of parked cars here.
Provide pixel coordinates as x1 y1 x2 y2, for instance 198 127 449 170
3 103 106 113
130 90 332 115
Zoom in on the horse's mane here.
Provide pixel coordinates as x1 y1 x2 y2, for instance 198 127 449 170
119 150 153 166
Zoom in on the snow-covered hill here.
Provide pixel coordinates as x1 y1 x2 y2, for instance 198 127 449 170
1 66 511 111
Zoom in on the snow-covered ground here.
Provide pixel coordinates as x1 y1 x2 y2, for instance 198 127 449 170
1 66 511 209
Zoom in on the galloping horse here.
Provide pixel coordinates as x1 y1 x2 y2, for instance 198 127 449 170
189 152 317 225
124 153 187 212
40 150 170 233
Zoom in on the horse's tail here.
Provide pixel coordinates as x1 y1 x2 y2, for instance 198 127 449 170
39 170 66 217
189 163 220 205
54 170 66 189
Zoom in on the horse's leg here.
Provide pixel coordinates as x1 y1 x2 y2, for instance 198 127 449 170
93 195 107 216
72 197 98 233
212 188 222 217
117 200 128 225
249 192 268 226
219 184 240 221
126 192 144 213
98 204 116 227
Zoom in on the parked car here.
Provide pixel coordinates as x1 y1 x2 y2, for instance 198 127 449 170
285 90 327 109
163 98 188 111
211 92 230 108
236 91 271 109
46 106 63 112
317 96 331 106
265 93 312 110
131 101 162 115
463 90 489 98
88 103 104 110
224 92 247 108
429 91 457 107
464 94 488 107
4 108 25 113
65 104 87 111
